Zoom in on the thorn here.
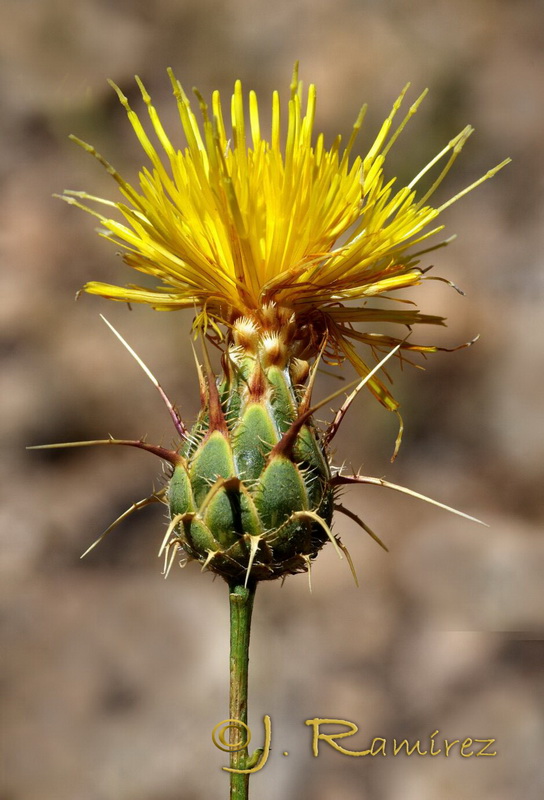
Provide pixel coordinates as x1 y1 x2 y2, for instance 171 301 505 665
100 315 188 439
270 345 401 462
27 438 182 465
325 344 401 446
299 338 328 416
289 510 344 560
268 374 364 462
244 535 262 587
331 474 488 526
163 540 179 578
303 554 313 593
81 489 166 558
334 502 389 552
201 549 217 572
158 513 188 557
335 538 359 587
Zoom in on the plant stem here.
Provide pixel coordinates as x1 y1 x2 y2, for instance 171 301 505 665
228 579 257 800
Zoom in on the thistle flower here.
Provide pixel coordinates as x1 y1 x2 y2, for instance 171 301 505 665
34 70 509 793
53 66 507 586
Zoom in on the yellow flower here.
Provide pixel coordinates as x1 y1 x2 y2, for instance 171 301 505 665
63 65 508 413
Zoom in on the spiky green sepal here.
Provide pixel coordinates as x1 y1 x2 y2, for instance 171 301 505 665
166 334 333 582
29 319 485 580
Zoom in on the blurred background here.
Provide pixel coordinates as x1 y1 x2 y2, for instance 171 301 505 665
1 1 543 798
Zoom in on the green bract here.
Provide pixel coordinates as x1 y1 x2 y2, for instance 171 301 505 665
32 316 482 581
165 344 334 583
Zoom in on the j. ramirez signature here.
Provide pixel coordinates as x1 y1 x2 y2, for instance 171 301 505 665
212 716 497 773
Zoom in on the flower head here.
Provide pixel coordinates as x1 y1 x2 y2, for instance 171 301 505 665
64 65 508 413
42 66 505 580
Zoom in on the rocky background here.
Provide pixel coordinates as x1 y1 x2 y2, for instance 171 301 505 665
1 1 543 798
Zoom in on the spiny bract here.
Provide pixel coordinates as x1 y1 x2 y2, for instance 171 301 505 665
165 314 335 582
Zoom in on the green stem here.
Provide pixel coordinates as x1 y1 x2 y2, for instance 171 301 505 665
228 579 257 800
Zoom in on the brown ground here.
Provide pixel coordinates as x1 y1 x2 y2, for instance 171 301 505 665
1 1 543 798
